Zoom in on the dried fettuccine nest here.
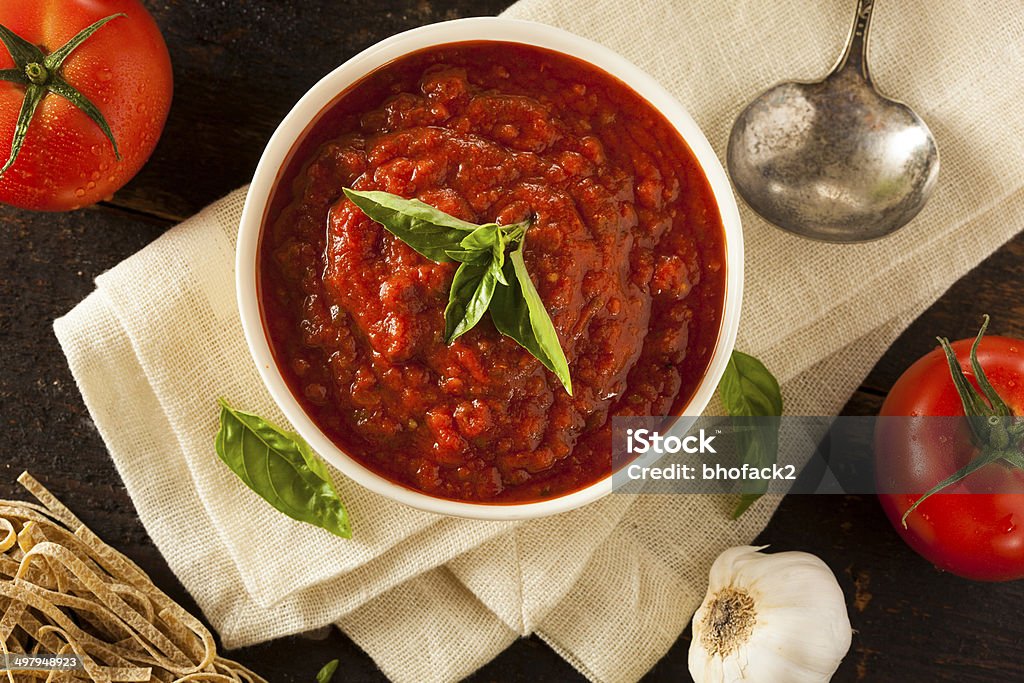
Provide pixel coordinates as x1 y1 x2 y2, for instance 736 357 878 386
1 472 267 682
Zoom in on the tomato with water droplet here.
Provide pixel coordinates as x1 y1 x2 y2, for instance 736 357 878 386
875 325 1024 581
0 0 172 211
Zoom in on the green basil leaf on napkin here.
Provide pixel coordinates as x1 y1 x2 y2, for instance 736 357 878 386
316 659 339 683
342 188 476 262
214 399 351 539
719 350 783 416
444 261 499 344
490 236 573 396
728 416 781 519
717 351 783 519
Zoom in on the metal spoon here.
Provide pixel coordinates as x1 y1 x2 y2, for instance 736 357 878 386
727 0 939 242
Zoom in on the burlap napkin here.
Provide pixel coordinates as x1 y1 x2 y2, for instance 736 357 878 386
53 0 1024 681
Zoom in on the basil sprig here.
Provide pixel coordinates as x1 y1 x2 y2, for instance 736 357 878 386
214 399 351 538
718 351 784 519
343 188 572 395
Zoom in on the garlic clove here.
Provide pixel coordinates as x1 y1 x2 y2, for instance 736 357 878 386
750 612 853 680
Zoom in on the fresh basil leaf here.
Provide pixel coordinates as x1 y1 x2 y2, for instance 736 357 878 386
716 351 783 518
719 351 783 417
489 229 508 286
444 247 491 264
729 415 781 519
215 399 351 539
445 221 523 277
316 659 339 683
444 262 498 343
459 222 501 250
343 188 476 262
447 223 509 283
490 237 572 395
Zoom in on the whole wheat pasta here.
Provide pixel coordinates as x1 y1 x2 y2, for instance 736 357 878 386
1 473 266 683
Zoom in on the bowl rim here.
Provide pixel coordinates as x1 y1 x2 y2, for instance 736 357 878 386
237 16 744 521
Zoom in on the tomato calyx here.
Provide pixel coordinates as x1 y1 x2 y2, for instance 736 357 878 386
0 14 125 177
24 62 49 86
901 315 1024 527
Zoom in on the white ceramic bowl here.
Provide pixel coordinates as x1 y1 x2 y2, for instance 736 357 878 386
237 17 744 520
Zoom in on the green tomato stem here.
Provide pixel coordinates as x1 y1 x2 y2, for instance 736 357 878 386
24 62 48 85
0 14 124 177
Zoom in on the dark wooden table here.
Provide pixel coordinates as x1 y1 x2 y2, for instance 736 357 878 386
1 2 1022 681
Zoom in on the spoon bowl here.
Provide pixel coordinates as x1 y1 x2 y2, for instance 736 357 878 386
727 0 939 242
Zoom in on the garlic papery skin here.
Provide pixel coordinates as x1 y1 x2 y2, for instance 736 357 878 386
689 546 852 683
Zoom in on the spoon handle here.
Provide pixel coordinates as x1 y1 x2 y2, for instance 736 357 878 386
831 0 876 83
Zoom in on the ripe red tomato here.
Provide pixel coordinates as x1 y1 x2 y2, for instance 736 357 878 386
0 0 172 211
875 327 1024 581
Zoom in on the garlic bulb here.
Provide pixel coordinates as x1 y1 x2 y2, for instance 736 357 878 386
689 546 852 683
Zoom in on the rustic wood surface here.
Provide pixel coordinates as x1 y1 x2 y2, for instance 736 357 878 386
1 1 1022 681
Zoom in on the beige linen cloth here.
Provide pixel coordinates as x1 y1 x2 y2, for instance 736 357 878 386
52 1 1024 681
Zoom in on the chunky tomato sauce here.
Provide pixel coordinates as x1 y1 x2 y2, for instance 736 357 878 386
259 42 726 503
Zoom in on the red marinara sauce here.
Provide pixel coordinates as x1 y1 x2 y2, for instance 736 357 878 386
259 42 726 503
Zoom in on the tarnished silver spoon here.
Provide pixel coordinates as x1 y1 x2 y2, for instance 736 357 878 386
727 0 939 242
